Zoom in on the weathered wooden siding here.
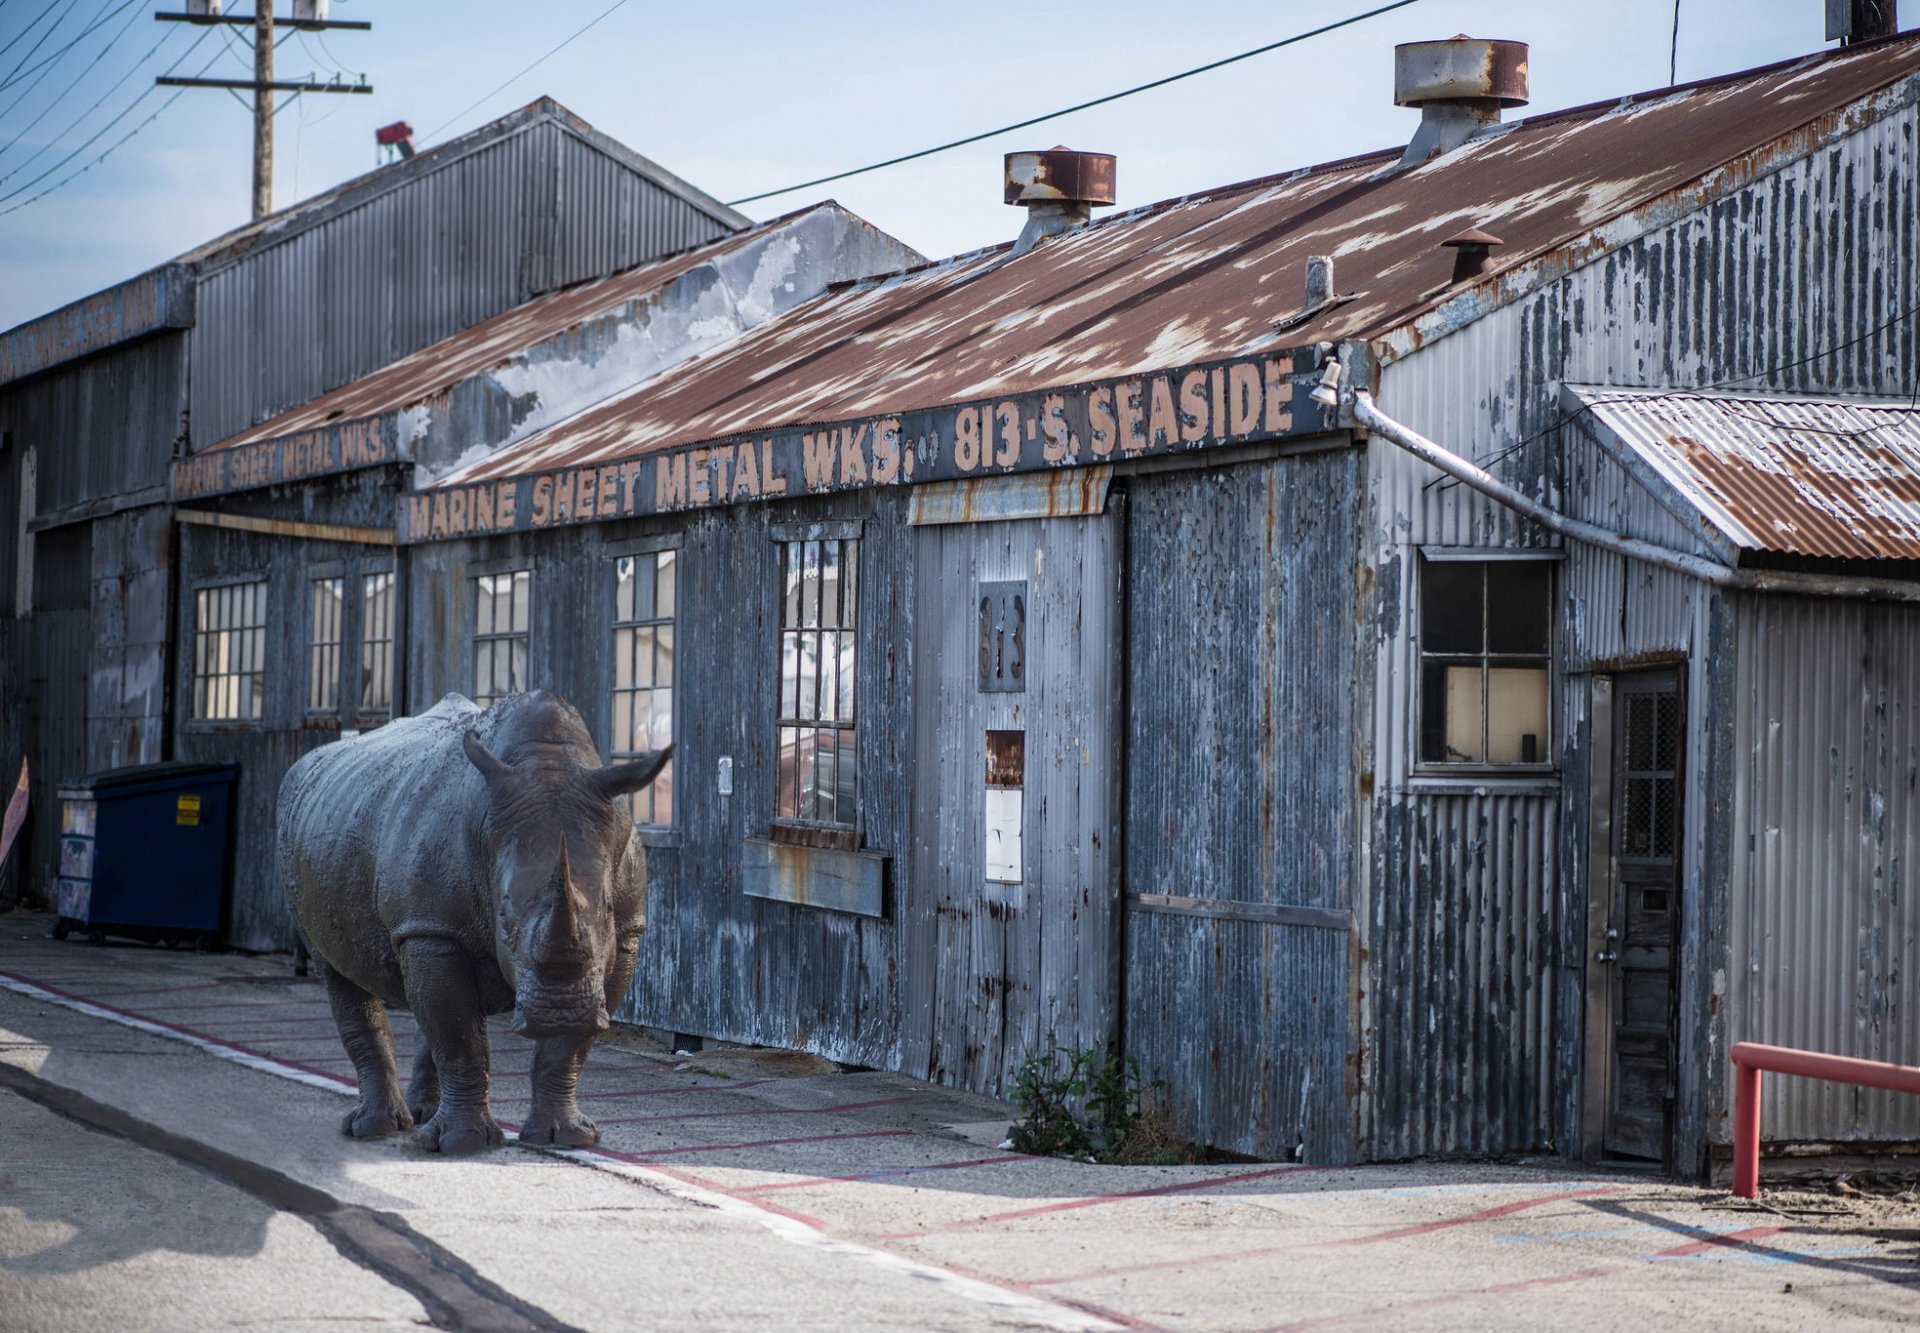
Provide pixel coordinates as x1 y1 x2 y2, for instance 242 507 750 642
1121 450 1366 1162
405 492 913 1068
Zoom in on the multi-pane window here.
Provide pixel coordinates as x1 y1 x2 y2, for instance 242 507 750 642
775 536 858 833
360 571 396 715
193 580 268 721
308 577 345 712
1418 557 1552 767
473 569 530 708
612 551 675 826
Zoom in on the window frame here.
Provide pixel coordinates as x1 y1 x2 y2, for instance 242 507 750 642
190 572 270 725
1413 549 1559 777
469 561 532 710
357 563 398 722
306 566 347 716
608 537 678 831
770 520 862 851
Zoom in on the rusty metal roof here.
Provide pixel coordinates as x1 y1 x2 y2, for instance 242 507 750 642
1577 386 1920 566
204 202 880 453
436 35 1920 488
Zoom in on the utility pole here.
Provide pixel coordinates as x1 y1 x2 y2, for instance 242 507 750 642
156 5 374 222
253 3 272 221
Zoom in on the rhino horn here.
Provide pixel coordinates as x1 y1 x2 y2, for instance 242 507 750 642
462 729 516 784
587 744 673 801
543 842 594 969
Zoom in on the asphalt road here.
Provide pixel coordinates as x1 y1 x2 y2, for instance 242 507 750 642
2 918 1917 1331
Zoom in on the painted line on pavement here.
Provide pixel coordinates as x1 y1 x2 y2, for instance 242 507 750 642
0 972 353 1093
874 1164 1321 1239
595 1094 919 1126
0 969 1118 1333
635 1128 918 1157
740 1153 1031 1194
1025 1187 1625 1287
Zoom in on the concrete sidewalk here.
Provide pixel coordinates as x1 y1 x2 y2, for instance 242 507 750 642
4 912 1918 1331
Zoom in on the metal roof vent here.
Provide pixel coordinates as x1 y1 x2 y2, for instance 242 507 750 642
1005 147 1116 258
1442 226 1504 283
1394 36 1529 170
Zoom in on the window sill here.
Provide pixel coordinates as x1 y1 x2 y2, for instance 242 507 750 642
634 826 680 850
742 838 887 918
1403 772 1562 797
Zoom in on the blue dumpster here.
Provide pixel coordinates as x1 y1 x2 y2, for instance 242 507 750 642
53 761 239 947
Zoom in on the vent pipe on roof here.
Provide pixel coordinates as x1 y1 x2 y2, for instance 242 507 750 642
1005 148 1116 258
1394 36 1529 170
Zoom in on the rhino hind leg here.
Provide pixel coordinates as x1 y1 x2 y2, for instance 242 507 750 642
319 962 414 1140
400 938 505 1155
405 1038 440 1124
520 1035 600 1147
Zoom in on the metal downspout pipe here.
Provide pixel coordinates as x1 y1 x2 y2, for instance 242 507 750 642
1315 369 1920 605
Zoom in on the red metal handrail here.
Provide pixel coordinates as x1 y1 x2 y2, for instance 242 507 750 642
1731 1041 1920 1198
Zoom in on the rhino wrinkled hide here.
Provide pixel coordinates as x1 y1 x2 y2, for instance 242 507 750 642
278 691 669 1155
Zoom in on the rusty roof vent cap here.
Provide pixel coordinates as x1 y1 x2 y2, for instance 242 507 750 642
1004 147 1115 258
1393 37 1529 170
1441 226 1505 284
1004 147 1117 206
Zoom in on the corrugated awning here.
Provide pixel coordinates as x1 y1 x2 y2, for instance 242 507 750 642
1574 386 1920 567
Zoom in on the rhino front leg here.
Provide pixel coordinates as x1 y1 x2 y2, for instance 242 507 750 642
399 937 504 1155
521 1035 598 1146
319 961 413 1139
405 1038 440 1125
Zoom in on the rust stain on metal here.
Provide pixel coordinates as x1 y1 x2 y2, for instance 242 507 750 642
423 37 1920 493
1581 387 1920 566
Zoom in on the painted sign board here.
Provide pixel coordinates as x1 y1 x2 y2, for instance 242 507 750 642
398 345 1350 544
0 267 193 388
171 414 402 500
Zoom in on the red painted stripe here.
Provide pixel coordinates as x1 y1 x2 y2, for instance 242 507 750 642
1307 1186 1625 1249
740 1153 1031 1194
873 1164 1319 1239
580 1144 829 1229
596 1094 918 1126
1648 1225 1783 1259
1027 1186 1622 1287
111 996 330 1013
2 973 357 1086
575 1078 775 1102
915 1253 1170 1333
173 1013 344 1029
618 1128 917 1158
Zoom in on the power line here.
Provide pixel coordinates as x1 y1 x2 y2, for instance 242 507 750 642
419 0 631 145
0 0 70 65
723 0 1426 208
0 23 187 182
0 0 145 136
0 0 85 89
0 0 140 96
0 26 215 204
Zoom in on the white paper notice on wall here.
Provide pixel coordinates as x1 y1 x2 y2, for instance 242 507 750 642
985 787 1024 883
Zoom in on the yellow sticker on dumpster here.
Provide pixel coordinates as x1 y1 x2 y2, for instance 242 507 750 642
177 793 202 826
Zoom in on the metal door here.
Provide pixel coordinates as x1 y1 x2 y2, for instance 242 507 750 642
1599 670 1684 1163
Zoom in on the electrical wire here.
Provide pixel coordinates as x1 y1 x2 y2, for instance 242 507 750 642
0 0 140 96
0 0 87 94
0 0 145 138
723 0 1426 208
0 23 188 182
0 0 74 65
1669 0 1682 86
419 0 630 145
0 26 216 205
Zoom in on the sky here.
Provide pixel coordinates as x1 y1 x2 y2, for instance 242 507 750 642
0 0 1909 332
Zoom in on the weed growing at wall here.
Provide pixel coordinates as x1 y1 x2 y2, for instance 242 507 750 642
1009 1032 1201 1165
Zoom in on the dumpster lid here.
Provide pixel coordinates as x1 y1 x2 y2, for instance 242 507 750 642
59 761 239 793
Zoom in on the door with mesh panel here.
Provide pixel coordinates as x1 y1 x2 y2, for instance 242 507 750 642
1604 671 1684 1163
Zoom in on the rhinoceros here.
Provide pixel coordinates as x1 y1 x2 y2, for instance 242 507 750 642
278 691 669 1154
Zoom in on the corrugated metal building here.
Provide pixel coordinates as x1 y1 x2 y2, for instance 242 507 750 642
0 99 751 916
27 30 1920 1179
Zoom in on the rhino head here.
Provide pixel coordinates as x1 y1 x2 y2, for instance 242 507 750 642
461 714 669 1040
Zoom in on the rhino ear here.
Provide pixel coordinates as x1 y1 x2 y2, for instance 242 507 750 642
462 729 515 784
589 744 672 800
